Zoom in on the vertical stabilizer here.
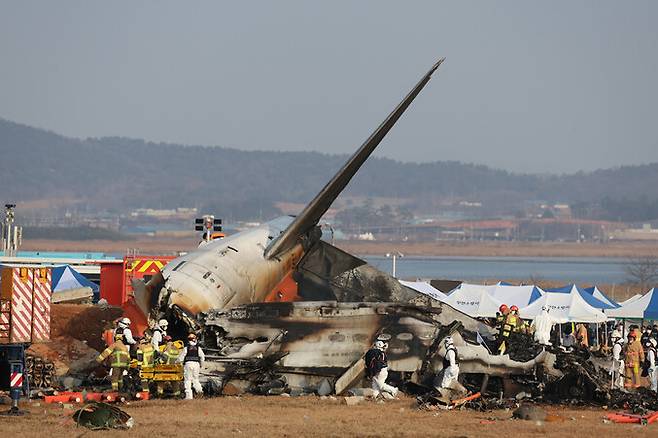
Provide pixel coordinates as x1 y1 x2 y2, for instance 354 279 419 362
265 58 445 259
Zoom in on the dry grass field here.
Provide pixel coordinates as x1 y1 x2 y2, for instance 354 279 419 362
20 237 658 259
2 395 657 437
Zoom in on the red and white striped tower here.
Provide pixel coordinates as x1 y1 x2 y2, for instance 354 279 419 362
9 268 34 343
31 268 52 342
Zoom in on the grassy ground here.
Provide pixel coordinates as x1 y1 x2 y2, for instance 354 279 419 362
1 395 657 437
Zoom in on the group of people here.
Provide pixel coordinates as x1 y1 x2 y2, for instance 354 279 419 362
494 304 532 354
364 336 459 399
97 313 658 403
96 317 206 400
610 323 657 392
493 303 658 393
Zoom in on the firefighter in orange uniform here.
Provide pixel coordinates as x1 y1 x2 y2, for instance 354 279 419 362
624 331 645 388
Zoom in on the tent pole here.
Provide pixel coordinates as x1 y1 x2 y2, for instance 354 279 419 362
604 322 608 348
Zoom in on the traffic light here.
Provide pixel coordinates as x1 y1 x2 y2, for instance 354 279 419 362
194 216 222 232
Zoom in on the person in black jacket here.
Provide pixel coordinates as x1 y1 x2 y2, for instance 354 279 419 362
365 340 398 398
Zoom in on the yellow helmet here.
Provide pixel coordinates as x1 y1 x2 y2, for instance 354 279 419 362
173 340 184 349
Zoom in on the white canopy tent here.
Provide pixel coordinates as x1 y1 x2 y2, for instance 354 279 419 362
398 280 448 302
607 288 658 320
519 290 609 323
488 284 544 308
441 283 504 318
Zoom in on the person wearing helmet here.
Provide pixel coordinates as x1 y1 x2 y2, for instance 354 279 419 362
364 340 398 399
114 317 136 346
509 305 529 334
156 336 182 398
498 305 517 355
495 304 509 331
643 338 656 392
96 338 130 392
495 305 509 352
178 333 205 400
136 336 156 393
610 330 625 389
151 319 169 350
439 336 459 389
624 331 644 388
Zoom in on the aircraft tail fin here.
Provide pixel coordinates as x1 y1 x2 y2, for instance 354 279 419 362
265 58 445 259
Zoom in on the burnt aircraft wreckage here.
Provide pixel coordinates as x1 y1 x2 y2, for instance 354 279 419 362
128 59 625 402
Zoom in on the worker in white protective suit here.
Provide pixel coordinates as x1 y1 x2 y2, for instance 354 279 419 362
646 338 657 392
113 317 137 346
178 333 205 400
610 330 625 389
440 336 460 389
151 319 168 350
365 340 399 399
531 307 553 346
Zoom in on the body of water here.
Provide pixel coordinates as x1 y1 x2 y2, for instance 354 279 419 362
364 256 630 285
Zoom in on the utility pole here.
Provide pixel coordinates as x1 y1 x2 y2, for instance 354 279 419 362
386 251 404 278
2 204 22 257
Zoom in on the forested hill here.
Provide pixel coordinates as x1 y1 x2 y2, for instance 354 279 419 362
2 118 658 220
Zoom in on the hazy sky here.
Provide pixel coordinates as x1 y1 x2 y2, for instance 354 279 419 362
1 1 657 173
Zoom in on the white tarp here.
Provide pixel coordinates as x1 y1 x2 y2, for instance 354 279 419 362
398 280 447 302
607 288 658 320
488 284 543 308
441 283 504 318
519 290 608 323
619 294 642 306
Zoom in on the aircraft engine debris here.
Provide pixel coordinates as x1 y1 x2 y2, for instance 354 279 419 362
72 402 134 430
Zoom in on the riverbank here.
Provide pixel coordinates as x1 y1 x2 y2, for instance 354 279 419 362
337 240 658 258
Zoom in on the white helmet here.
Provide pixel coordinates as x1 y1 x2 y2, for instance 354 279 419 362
118 317 131 327
444 336 454 347
374 340 385 350
651 338 657 348
611 330 622 340
158 319 169 329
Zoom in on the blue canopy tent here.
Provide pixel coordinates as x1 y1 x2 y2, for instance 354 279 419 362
52 265 100 301
547 284 616 310
582 286 620 309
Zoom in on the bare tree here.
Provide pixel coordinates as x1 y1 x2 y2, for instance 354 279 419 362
624 256 658 290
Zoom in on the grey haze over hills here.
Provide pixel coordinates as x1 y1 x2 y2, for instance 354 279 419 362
2 118 658 222
1 2 657 173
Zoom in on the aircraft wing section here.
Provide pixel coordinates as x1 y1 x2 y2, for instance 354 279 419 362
265 58 445 259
